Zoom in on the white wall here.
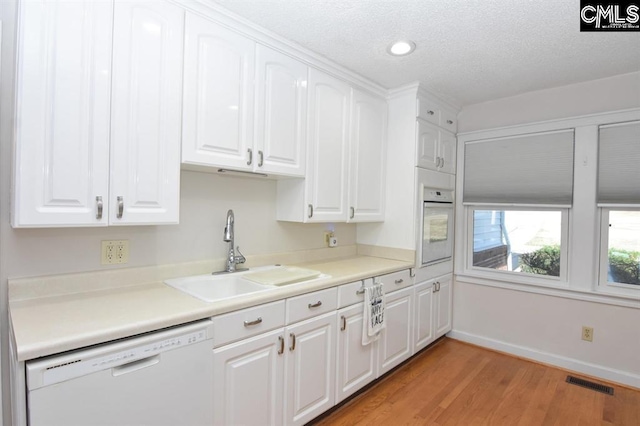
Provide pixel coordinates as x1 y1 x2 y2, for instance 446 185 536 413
458 71 640 133
452 72 640 388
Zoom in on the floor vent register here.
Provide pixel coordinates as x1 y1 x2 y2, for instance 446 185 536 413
566 375 614 395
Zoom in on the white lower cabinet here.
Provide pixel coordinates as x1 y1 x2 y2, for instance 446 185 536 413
434 274 453 338
285 312 336 426
213 328 284 426
414 280 435 352
335 302 377 403
377 286 413 377
211 269 443 424
414 273 453 354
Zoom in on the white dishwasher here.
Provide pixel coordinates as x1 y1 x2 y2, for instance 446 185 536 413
26 320 214 426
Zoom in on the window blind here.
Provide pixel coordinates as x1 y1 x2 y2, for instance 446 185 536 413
463 129 574 206
598 121 640 206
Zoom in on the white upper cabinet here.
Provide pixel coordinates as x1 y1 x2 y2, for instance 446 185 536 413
348 89 387 222
13 0 183 227
13 0 113 227
110 0 184 225
276 69 352 223
302 69 351 222
416 119 456 174
182 16 308 177
255 45 308 177
182 12 255 171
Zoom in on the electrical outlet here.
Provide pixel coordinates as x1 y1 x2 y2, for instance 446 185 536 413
102 240 129 265
324 232 335 246
582 326 594 342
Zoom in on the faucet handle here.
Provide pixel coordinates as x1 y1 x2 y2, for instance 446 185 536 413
235 246 246 264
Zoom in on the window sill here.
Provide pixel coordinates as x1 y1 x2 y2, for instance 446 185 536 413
455 272 640 309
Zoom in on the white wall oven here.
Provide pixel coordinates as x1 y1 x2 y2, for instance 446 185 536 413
421 188 454 266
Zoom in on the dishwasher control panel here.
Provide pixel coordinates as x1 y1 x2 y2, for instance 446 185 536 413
27 320 213 389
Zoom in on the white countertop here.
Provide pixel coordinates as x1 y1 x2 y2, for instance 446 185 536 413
10 255 413 361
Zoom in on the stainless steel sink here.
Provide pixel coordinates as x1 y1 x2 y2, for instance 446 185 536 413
164 272 273 303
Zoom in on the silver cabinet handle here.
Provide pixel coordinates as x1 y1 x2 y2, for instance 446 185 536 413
117 196 124 219
243 317 263 327
447 119 454 125
427 110 434 115
247 148 253 166
356 288 365 296
308 204 313 218
340 315 346 331
278 335 284 355
394 279 404 285
96 196 103 220
258 150 264 167
435 157 440 168
350 206 355 219
433 283 438 293
308 301 322 309
289 333 296 351
441 158 445 169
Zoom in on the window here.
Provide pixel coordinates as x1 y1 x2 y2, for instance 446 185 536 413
471 209 565 278
597 121 640 291
463 130 574 283
600 210 640 288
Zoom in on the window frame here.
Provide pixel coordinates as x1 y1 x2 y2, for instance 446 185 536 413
465 205 570 286
598 208 640 295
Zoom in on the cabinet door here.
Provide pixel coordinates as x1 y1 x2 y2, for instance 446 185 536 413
305 69 350 222
434 275 453 338
255 45 307 176
213 329 284 426
414 281 435 353
416 119 439 171
285 312 336 426
13 0 112 227
182 13 255 171
336 303 377 403
438 131 457 174
110 0 183 224
348 89 387 223
377 286 413 377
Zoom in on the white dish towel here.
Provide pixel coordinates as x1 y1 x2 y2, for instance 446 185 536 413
362 283 386 345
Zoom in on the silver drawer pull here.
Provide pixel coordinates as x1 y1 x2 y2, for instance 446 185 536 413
117 196 124 219
447 119 454 125
395 279 404 285
350 206 355 219
243 317 263 327
247 148 253 166
278 335 284 355
340 315 346 331
427 110 434 115
308 301 322 309
96 196 103 220
258 150 264 167
308 204 314 218
356 288 365 295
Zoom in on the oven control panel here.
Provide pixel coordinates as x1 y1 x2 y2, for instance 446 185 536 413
424 189 453 203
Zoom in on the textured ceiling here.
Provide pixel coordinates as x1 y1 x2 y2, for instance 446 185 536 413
212 0 640 107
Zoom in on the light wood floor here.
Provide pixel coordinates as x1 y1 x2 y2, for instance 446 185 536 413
312 338 640 426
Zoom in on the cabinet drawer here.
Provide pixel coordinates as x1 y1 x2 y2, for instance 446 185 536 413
286 287 337 324
212 300 285 347
376 269 413 294
416 97 440 125
440 109 458 132
337 278 374 309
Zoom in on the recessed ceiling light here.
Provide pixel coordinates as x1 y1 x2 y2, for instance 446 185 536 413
387 40 416 56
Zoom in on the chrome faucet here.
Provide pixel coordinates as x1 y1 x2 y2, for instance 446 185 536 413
218 209 246 274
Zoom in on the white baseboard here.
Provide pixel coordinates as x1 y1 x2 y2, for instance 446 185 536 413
447 330 640 389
